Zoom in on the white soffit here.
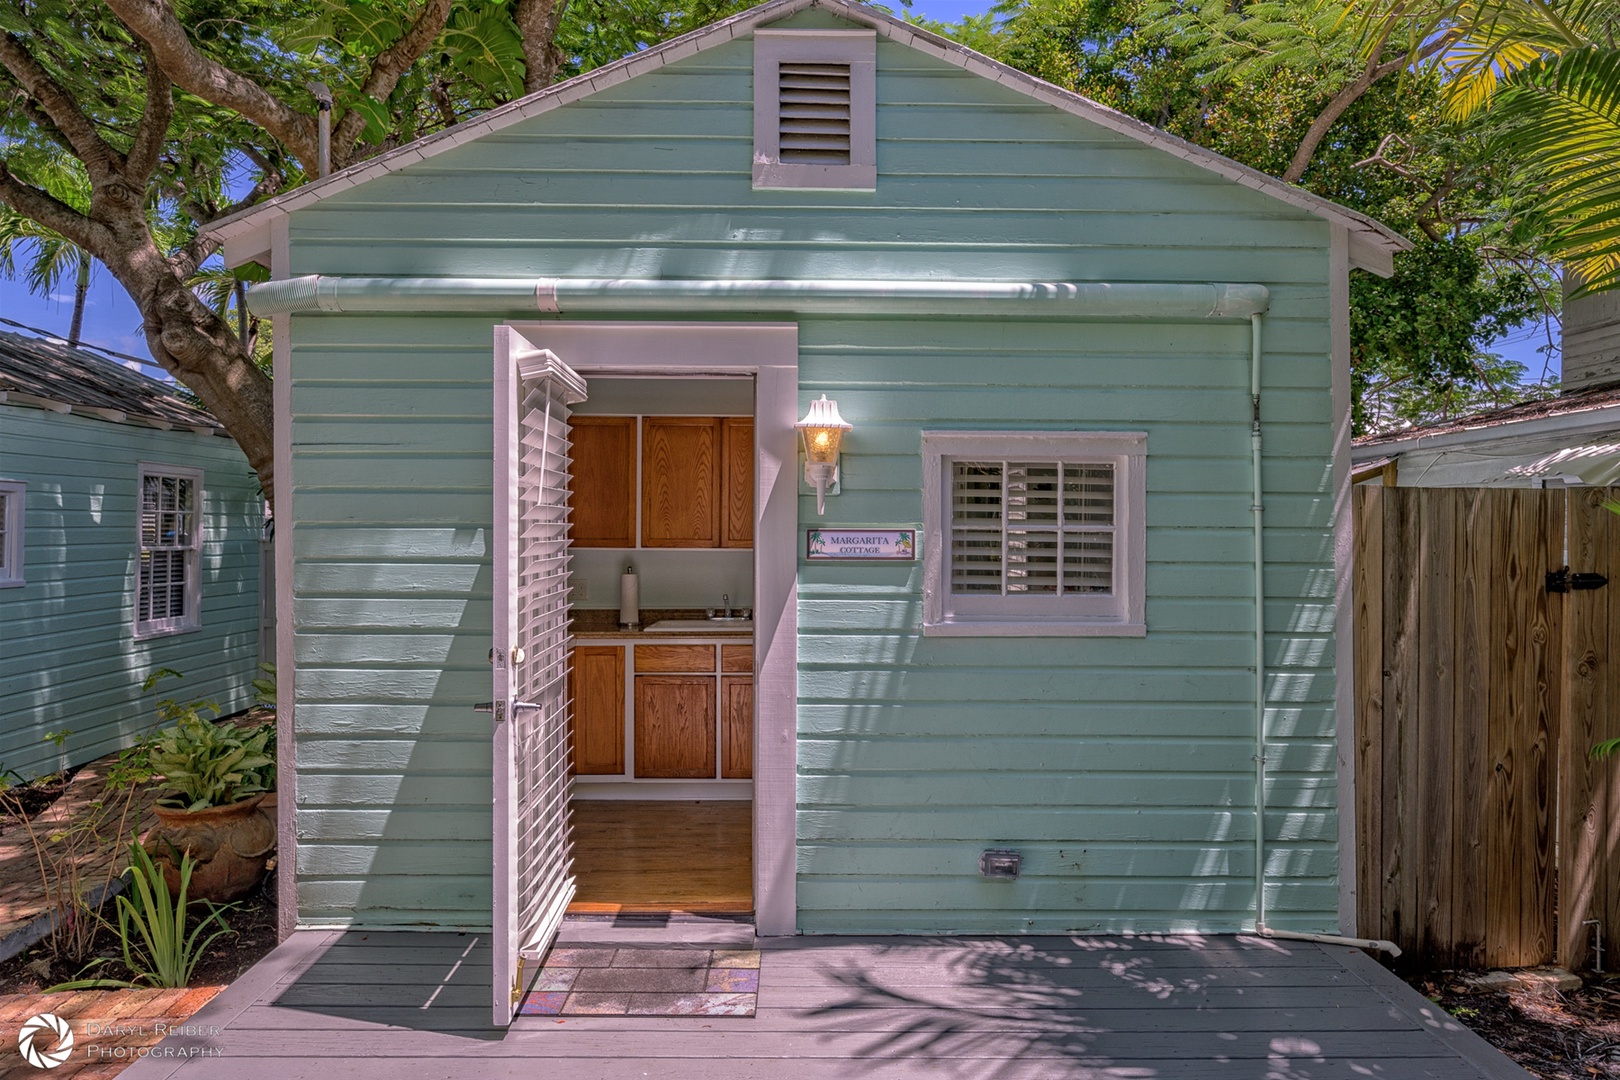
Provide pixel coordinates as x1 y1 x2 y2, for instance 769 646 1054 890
204 0 1409 274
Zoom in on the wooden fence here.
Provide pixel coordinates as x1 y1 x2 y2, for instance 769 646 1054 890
1353 486 1620 969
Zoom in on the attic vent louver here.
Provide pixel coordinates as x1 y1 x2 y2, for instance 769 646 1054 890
778 63 852 164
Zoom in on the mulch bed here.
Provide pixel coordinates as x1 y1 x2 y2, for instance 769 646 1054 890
0 768 78 831
1405 970 1620 1078
0 875 279 996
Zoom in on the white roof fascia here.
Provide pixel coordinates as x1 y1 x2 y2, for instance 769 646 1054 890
1352 404 1620 462
204 0 1409 270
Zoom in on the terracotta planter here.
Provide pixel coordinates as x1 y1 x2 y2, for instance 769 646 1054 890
143 794 277 902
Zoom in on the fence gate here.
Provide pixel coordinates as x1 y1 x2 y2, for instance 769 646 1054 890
1354 486 1620 969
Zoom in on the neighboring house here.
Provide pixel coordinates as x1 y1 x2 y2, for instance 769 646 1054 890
1353 290 1620 487
203 0 1410 1020
0 328 263 778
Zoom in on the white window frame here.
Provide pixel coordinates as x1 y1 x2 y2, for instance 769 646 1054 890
752 29 877 191
135 463 204 639
0 479 25 588
922 431 1147 637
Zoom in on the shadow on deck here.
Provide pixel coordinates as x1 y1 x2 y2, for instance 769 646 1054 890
112 929 1531 1080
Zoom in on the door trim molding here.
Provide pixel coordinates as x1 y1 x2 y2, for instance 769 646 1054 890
508 320 800 937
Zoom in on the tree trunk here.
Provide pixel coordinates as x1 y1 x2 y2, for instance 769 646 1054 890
67 256 89 345
102 228 275 505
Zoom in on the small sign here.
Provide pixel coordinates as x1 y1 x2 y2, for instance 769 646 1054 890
806 528 916 561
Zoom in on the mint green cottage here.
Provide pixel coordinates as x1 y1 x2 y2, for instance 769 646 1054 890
0 330 263 778
205 0 1409 1019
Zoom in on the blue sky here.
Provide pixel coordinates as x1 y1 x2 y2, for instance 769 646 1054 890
0 0 1559 386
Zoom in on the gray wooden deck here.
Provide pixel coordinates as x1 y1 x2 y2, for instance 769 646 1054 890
118 922 1530 1080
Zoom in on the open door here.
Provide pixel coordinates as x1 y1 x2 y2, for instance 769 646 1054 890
492 327 588 1025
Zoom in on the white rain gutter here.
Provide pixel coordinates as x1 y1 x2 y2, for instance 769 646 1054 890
246 276 1271 319
1247 311 1400 959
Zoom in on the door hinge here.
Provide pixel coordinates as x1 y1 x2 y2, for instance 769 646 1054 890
1547 567 1610 593
511 955 526 1006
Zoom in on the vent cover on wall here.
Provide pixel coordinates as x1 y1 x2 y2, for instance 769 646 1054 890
778 63 852 164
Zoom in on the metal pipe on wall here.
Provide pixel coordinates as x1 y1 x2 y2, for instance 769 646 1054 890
246 275 1272 320
1244 310 1400 958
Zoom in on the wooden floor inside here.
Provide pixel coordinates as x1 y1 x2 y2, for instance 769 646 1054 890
568 799 752 915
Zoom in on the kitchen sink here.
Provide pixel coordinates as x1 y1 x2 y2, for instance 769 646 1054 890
643 618 753 632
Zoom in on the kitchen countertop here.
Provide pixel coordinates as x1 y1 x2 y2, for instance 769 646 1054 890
570 608 754 639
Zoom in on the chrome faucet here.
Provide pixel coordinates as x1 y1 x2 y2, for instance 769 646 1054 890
722 593 732 618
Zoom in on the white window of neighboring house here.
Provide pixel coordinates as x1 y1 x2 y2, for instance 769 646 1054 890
0 479 25 587
135 464 203 638
922 431 1147 636
753 29 877 190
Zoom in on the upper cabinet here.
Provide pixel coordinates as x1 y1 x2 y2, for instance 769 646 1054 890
721 418 754 549
570 415 752 550
569 417 637 547
642 417 721 548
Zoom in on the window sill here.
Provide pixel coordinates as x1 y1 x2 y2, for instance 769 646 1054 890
134 622 202 642
922 619 1146 638
0 578 24 589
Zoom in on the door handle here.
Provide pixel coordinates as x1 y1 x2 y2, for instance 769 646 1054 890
473 701 540 719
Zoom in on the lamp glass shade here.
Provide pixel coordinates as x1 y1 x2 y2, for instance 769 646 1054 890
795 395 852 464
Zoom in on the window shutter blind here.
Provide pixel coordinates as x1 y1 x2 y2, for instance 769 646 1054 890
950 460 1116 597
778 63 852 163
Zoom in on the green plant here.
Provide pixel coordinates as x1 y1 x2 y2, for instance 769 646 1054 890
147 718 274 812
251 663 276 710
50 841 234 991
143 668 223 728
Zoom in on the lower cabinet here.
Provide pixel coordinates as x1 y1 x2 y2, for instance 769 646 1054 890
569 646 625 775
635 675 716 778
566 640 752 782
721 676 753 779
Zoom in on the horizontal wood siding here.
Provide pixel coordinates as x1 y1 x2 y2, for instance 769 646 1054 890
285 20 1340 932
0 408 261 777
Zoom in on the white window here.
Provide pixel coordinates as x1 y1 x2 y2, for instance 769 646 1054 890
135 464 203 637
753 30 876 190
0 479 25 587
922 431 1146 636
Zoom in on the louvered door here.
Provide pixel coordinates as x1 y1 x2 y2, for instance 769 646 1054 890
492 327 587 1026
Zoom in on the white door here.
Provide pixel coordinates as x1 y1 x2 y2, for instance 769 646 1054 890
492 327 587 1026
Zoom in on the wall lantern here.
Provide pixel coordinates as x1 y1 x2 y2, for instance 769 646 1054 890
795 395 852 515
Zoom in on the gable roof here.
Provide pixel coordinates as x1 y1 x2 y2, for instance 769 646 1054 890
205 0 1409 276
0 327 223 432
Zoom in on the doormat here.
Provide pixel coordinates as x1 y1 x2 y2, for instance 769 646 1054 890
517 947 759 1017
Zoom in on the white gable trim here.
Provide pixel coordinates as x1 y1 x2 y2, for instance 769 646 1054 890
205 0 1409 273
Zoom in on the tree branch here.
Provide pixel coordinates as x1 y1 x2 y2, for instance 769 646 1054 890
0 33 120 179
1281 31 1453 184
102 0 321 172
330 0 454 163
0 161 106 252
125 45 174 182
516 0 570 95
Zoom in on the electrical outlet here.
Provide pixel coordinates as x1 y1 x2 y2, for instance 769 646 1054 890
575 580 588 600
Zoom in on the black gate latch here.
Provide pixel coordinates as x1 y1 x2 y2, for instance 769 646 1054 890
1547 566 1610 593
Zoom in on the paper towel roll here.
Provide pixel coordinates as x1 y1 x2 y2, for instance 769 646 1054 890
619 566 639 627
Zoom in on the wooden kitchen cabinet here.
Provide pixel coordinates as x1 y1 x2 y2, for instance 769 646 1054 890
568 646 625 775
721 676 753 779
569 417 637 548
634 675 717 778
721 418 753 549
641 417 720 548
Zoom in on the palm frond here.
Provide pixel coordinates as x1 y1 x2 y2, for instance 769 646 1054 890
1492 46 1620 296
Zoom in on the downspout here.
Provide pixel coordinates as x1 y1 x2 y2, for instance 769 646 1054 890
246 275 1271 320
1246 311 1400 959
